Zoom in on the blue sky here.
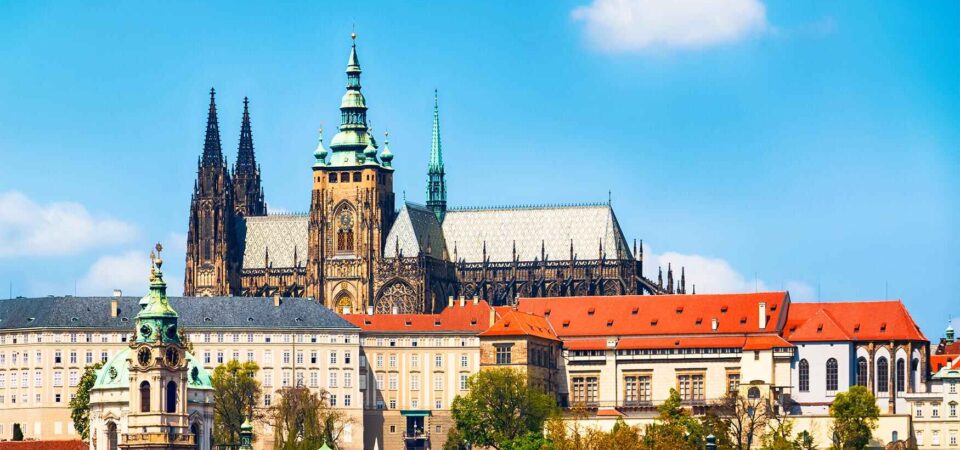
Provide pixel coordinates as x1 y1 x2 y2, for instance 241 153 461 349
0 1 957 339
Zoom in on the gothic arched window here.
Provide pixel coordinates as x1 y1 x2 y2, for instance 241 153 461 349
191 423 201 450
798 359 809 392
857 357 868 386
166 380 177 413
748 387 761 399
140 381 151 412
896 358 905 392
877 357 889 392
826 358 839 391
336 210 355 254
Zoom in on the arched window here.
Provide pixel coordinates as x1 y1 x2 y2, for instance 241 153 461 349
106 421 118 450
911 358 920 391
877 357 889 392
857 357 868 386
826 358 839 391
336 210 354 254
896 359 905 392
892 431 899 442
140 381 151 412
166 380 177 413
748 387 761 399
798 359 809 392
191 423 201 450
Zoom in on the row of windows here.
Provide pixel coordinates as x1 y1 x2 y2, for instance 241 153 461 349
371 372 469 392
798 356 919 393
367 336 477 347
915 401 958 419
0 392 75 405
914 429 958 447
260 370 354 389
571 372 738 406
0 370 82 388
324 171 387 184
0 332 128 345
195 332 355 345
371 353 466 369
376 398 446 410
201 349 352 366
0 350 111 368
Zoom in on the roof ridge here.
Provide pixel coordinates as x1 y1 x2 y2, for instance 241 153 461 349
448 202 608 212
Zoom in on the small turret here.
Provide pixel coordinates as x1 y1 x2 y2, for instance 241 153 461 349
380 131 393 167
313 127 327 167
947 323 955 345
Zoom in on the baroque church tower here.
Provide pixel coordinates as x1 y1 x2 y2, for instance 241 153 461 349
306 34 396 312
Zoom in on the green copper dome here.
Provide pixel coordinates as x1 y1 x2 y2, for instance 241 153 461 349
380 132 393 167
313 128 327 167
91 348 212 391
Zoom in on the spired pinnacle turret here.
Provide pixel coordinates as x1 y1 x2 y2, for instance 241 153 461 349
426 90 447 222
201 88 224 166
328 33 385 167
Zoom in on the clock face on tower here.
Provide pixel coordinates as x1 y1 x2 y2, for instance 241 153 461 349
339 212 352 229
137 347 152 366
165 347 180 367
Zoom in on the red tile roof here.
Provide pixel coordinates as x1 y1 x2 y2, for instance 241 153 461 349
342 300 493 333
480 310 559 341
941 341 960 354
0 441 87 450
784 301 926 342
515 292 789 338
561 335 793 351
931 355 959 373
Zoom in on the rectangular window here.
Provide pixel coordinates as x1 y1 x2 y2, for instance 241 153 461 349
217 333 224 343
727 373 741 394
388 373 398 390
247 351 254 362
344 394 352 407
329 371 338 388
283 352 290 364
461 354 468 367
411 355 419 368
389 354 397 369
217 352 224 364
376 373 384 390
204 352 211 364
0 373 4 388
344 372 352 388
296 352 304 365
100 352 108 363
310 352 318 364
496 345 512 365
460 374 469 390
933 404 940 418
282 371 291 387
264 394 272 406
232 351 239 361
435 399 442 409
344 351 352 364
932 430 939 446
677 374 706 402
435 354 444 368
34 370 42 387
265 350 273 364
434 373 444 391
329 394 337 407
69 371 78 387
53 371 62 387
624 375 652 403
329 351 337 365
70 352 77 364
310 371 318 388
411 374 420 390
264 372 273 387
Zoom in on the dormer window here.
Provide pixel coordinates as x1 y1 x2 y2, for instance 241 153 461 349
434 320 441 327
607 320 614 327
740 316 747 325
880 322 887 332
631 307 639 315
721 306 728 313
676 306 684 314
817 324 824 333
587 308 595 315
650 319 658 326
562 320 570 328
854 323 861 333
696 317 703 325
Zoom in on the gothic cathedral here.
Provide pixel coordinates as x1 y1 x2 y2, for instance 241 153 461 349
185 34 687 314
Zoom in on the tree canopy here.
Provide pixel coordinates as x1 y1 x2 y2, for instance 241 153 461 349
829 386 879 450
450 368 558 449
70 361 104 440
212 360 264 444
270 386 352 450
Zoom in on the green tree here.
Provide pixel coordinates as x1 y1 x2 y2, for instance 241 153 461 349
70 361 104 440
716 391 769 450
640 388 705 450
794 431 816 450
270 386 352 450
212 360 264 444
828 386 879 450
450 368 558 449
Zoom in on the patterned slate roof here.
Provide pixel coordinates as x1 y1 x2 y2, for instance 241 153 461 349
383 203 447 259
442 204 633 263
0 296 358 331
241 214 308 269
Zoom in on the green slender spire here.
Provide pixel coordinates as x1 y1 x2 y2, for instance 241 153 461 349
328 33 377 166
135 243 181 345
426 90 447 223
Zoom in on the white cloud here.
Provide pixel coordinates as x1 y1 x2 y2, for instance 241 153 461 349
572 0 767 52
0 191 137 258
77 251 150 296
644 245 813 299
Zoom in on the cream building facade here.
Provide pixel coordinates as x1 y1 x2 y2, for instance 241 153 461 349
904 353 960 448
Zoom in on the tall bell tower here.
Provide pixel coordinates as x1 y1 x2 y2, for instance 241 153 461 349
306 33 396 313
122 244 194 450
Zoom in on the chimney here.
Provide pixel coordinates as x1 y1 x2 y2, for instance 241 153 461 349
112 289 122 297
273 293 281 307
489 308 496 328
110 299 119 318
711 318 719 331
447 296 454 308
366 306 374 315
758 302 767 329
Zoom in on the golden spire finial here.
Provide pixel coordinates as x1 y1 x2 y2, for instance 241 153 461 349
154 242 164 269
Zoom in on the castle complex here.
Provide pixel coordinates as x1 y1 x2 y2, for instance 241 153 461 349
183 35 684 314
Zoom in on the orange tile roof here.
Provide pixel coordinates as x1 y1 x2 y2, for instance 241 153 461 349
563 339 608 350
931 355 958 373
596 408 624 417
480 310 559 341
515 292 789 338
342 300 493 333
0 441 87 450
743 335 795 350
561 335 793 351
941 341 960 354
784 301 926 342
